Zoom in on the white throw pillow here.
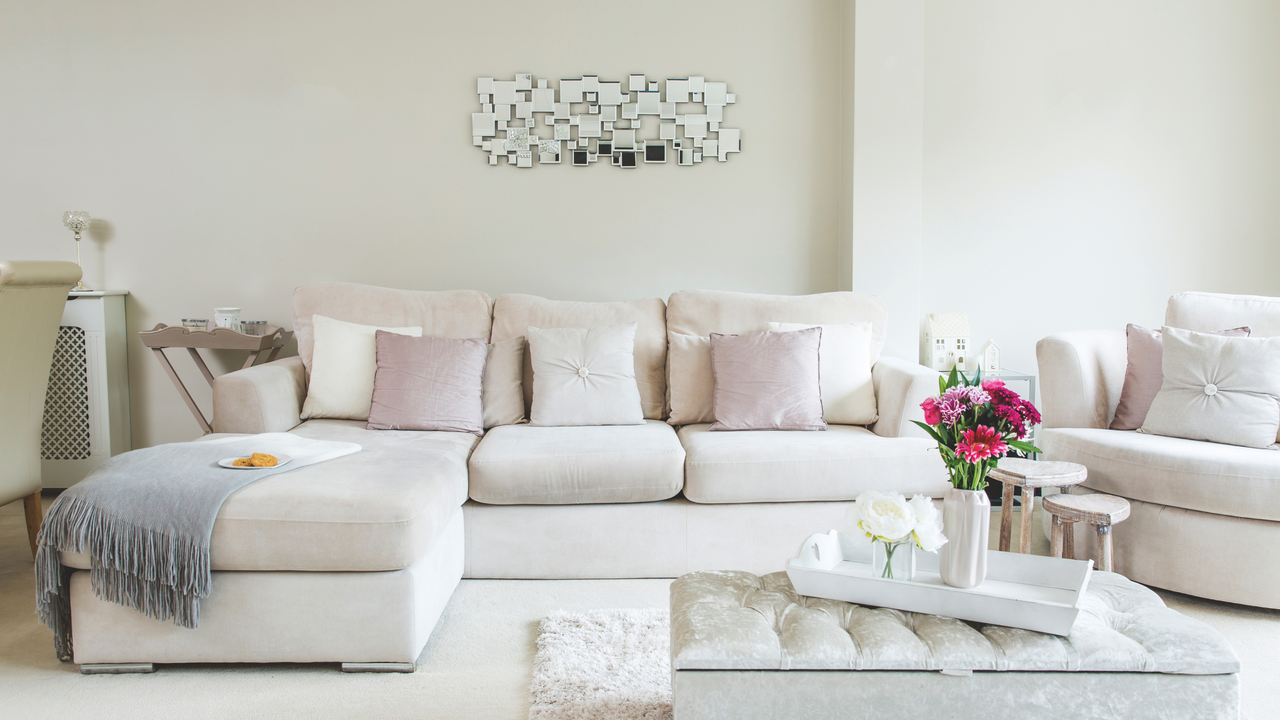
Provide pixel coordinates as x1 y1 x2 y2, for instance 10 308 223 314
527 324 645 427
483 336 526 428
300 315 422 421
666 332 715 426
1141 326 1280 449
768 321 877 425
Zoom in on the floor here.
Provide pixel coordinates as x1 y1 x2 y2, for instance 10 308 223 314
2 497 1277 720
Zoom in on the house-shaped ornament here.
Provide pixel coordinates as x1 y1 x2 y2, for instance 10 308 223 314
925 313 970 372
980 340 1001 373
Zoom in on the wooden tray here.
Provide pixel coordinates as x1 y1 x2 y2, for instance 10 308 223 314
786 531 1093 636
138 323 291 351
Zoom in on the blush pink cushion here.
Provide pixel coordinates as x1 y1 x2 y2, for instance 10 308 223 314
1110 323 1251 430
708 327 827 432
367 332 488 434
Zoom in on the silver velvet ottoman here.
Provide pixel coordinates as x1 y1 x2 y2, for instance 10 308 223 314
670 571 1239 720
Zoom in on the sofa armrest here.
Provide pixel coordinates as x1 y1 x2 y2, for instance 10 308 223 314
212 356 306 434
1036 330 1127 430
871 356 942 439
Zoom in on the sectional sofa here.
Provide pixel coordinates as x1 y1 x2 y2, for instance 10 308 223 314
63 283 947 671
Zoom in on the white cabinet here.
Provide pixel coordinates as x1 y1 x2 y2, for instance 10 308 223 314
40 290 131 488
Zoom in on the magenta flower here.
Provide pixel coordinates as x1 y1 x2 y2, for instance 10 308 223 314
939 397 967 425
921 397 943 425
955 425 1008 463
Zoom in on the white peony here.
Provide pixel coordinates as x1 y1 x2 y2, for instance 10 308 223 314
850 491 918 543
908 494 948 553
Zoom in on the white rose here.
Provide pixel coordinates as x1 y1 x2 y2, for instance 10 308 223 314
908 494 947 553
852 491 917 542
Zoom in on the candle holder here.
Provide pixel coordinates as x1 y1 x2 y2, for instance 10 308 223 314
62 210 91 291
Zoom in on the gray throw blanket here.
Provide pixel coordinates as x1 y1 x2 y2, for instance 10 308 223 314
35 433 360 661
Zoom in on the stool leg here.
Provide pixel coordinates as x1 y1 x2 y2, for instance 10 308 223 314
1063 521 1075 560
1097 525 1113 572
1018 487 1034 555
1050 515 1064 559
998 481 1015 552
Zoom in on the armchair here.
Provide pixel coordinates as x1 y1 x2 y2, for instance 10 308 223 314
0 261 82 557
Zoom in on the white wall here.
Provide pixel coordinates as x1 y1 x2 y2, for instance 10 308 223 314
921 0 1280 376
0 0 842 448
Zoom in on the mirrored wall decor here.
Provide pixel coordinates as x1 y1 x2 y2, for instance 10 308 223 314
473 74 739 168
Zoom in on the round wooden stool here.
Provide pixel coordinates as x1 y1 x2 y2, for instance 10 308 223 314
1042 493 1131 572
988 458 1088 555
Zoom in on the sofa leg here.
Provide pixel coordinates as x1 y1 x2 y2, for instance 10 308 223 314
23 491 42 559
341 662 415 673
81 663 155 675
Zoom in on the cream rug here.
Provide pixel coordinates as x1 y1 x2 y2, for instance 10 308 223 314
529 610 671 720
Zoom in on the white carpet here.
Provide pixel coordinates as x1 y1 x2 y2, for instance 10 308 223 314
2 497 1277 720
529 610 670 720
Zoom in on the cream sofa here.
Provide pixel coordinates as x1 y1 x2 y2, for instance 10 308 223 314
64 283 948 671
1037 291 1280 610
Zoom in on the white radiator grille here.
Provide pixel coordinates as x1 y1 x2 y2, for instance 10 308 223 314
41 325 91 461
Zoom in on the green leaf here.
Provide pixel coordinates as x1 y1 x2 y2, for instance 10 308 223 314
973 366 982 387
910 420 948 447
938 375 948 396
947 365 959 388
1007 439 1043 454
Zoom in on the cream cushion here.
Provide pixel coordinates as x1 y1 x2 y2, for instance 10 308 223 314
1166 290 1280 339
679 423 948 503
300 315 421 421
292 282 493 372
666 332 715 425
482 336 526 428
666 290 888 429
1140 327 1280 449
768 321 877 425
489 294 668 420
61 419 478 572
467 420 685 504
1039 427 1280 522
527 324 645 427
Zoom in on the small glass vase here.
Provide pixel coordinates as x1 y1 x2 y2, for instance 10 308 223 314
872 537 916 581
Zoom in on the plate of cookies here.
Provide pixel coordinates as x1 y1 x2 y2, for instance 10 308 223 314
218 452 291 470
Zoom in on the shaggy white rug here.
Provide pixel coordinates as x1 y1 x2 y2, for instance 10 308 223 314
529 609 672 720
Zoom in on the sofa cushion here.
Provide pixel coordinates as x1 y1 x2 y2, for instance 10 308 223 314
1040 427 1280 522
679 423 948 503
1166 291 1280 338
292 282 493 373
61 419 478 573
489 294 668 420
468 420 685 504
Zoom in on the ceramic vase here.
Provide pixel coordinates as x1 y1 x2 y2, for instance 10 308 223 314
940 488 989 588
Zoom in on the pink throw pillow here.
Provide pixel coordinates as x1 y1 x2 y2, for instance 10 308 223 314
367 332 488 434
1110 323 1251 430
708 327 826 432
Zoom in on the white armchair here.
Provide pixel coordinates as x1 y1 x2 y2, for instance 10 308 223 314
1037 292 1280 609
0 260 82 557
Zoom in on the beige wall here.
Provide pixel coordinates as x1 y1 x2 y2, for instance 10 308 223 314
3 1 1279 449
0 1 842 448
921 0 1280 376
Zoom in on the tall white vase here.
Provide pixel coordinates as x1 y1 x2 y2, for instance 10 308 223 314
940 488 990 588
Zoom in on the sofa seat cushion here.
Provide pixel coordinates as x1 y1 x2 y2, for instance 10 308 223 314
679 424 948 504
61 419 478 572
1040 427 1280 521
467 420 685 504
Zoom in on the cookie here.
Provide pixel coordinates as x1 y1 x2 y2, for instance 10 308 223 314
232 458 254 467
250 453 278 467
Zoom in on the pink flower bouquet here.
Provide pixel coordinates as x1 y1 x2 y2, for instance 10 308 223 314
913 368 1041 491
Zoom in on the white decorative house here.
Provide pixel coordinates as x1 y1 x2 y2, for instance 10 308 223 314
925 313 970 372
980 340 1001 373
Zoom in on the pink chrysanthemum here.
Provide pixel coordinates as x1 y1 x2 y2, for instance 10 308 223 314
955 425 1008 463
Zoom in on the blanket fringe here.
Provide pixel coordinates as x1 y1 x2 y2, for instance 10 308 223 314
35 494 211 660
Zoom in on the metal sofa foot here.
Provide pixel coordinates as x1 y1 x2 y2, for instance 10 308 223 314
341 662 415 673
81 663 155 675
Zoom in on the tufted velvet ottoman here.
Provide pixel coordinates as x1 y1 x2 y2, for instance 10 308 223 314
670 570 1239 720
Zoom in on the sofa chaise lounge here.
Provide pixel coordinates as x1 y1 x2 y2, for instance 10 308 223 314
62 283 948 671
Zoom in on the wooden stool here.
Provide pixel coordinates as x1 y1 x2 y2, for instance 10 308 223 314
1042 493 1131 572
989 458 1088 554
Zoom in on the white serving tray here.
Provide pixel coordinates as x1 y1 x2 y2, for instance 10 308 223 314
785 531 1093 636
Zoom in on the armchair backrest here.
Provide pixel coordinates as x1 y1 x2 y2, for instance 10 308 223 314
1166 292 1280 337
0 261 81 506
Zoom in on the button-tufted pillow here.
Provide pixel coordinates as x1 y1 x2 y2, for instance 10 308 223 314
527 324 645 427
1141 327 1280 449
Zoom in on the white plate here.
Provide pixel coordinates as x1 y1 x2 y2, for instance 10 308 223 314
218 454 292 470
